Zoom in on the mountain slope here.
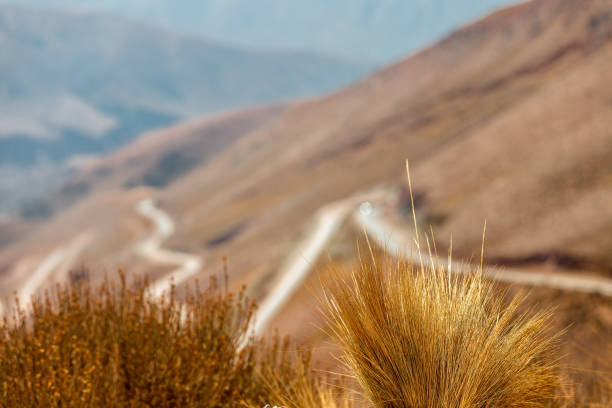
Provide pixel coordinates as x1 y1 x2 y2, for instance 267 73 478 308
17 103 286 220
0 5 367 166
2 0 612 300
159 0 612 280
0 103 285 293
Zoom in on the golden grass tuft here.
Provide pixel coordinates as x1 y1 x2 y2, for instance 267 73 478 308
323 246 563 408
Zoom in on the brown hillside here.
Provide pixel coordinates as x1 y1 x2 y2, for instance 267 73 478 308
161 0 612 283
2 0 611 300
77 103 286 192
0 104 284 297
0 218 30 252
19 104 286 222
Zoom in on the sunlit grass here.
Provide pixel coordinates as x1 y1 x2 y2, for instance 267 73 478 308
0 258 608 407
322 244 564 408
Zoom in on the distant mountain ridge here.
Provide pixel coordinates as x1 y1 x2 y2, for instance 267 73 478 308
11 0 517 63
0 5 368 165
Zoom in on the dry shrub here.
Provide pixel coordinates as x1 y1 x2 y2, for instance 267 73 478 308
0 268 353 408
323 246 563 408
0 271 280 407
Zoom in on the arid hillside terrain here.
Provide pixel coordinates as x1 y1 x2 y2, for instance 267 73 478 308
1 0 611 322
17 104 287 221
0 104 285 296
160 0 612 282
0 4 369 216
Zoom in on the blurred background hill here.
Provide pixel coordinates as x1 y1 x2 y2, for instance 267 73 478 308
0 4 371 212
2 0 611 285
0 5 367 165
0 0 516 214
10 0 515 62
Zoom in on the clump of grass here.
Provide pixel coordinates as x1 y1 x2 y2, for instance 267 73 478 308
323 246 563 408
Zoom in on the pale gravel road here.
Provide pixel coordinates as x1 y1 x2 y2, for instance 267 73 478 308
355 206 612 297
136 198 203 298
15 194 610 337
248 196 612 337
132 193 612 341
250 201 354 337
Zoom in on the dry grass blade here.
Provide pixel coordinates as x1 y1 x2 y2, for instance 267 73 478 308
323 247 563 408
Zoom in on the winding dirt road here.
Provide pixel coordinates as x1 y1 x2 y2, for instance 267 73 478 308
12 193 611 335
11 192 610 336
248 196 612 336
251 201 353 337
355 206 612 297
136 198 203 297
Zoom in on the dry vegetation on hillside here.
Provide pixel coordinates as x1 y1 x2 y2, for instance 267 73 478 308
0 257 609 407
0 272 345 407
0 160 608 405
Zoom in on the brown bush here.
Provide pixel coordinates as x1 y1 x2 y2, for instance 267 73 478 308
0 271 335 407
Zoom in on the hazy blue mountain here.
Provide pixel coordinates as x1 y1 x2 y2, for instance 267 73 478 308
9 0 517 63
0 5 368 165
